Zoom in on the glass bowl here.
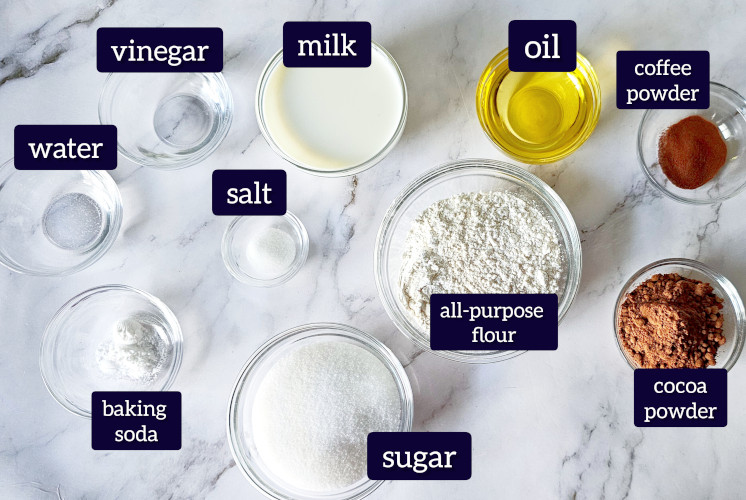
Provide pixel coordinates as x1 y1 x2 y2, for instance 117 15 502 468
221 212 309 287
637 82 746 204
0 159 122 276
476 48 601 164
255 42 408 177
374 159 582 363
99 72 233 169
614 258 746 370
227 323 413 500
40 285 183 418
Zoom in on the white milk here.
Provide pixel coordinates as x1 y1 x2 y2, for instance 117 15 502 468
261 45 405 171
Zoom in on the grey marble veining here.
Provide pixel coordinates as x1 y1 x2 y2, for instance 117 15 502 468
2 0 746 498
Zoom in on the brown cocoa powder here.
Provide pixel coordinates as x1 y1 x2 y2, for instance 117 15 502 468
618 273 725 369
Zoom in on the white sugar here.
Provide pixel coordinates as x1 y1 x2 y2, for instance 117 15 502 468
250 340 402 492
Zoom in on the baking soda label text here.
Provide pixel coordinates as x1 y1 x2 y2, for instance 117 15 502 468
508 20 577 72
14 125 117 170
430 294 558 351
92 392 181 450
617 51 709 109
367 432 471 480
97 28 223 72
212 170 287 216
283 22 371 67
634 369 726 427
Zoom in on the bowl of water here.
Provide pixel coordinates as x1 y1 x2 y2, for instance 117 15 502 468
99 72 233 169
0 159 122 276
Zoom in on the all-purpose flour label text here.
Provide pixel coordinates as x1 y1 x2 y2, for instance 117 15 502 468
430 294 558 351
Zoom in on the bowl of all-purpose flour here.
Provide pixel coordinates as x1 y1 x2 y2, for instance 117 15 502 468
228 323 413 500
374 159 582 363
40 285 183 418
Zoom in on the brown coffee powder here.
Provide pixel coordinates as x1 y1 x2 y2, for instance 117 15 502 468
618 273 725 368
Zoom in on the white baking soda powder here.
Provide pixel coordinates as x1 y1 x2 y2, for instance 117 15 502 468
250 340 401 492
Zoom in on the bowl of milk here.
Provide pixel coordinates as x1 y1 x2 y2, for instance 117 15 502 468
256 42 408 176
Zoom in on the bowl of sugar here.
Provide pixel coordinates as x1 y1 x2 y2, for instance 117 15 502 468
40 285 183 418
228 323 413 500
0 159 122 276
255 42 408 176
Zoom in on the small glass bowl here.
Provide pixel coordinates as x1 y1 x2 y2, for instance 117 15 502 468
227 323 413 500
99 72 233 169
0 159 122 276
40 285 183 418
221 212 309 287
374 159 582 363
638 82 746 204
255 42 408 177
614 258 746 370
476 48 602 164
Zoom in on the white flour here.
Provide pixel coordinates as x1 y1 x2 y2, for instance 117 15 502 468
398 191 565 333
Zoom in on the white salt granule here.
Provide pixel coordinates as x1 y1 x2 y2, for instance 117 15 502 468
398 191 566 333
246 227 297 278
251 341 402 492
96 317 168 383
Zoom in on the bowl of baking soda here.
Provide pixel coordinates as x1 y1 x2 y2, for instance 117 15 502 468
40 285 183 418
375 159 582 363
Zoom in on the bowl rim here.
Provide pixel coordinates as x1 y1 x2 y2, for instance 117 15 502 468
475 48 602 164
98 72 234 170
637 81 746 205
226 322 414 500
0 159 123 277
613 258 746 371
374 158 583 364
39 284 184 418
221 211 310 287
254 41 408 178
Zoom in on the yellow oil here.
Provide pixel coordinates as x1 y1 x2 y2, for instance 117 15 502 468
477 49 601 164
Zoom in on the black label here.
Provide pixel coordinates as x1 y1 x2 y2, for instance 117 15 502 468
92 392 181 450
14 125 117 170
508 20 577 72
212 169 287 216
634 369 726 427
283 22 371 67
430 294 558 351
616 51 709 109
97 27 223 72
367 432 471 480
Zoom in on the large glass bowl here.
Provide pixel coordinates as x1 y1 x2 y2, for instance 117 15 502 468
227 323 413 500
637 82 746 204
375 159 582 363
614 258 745 370
39 285 183 418
0 159 122 276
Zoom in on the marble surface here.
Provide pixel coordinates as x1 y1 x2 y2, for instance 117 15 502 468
2 0 746 498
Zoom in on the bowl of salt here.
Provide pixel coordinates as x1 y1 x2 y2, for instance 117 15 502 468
221 212 309 287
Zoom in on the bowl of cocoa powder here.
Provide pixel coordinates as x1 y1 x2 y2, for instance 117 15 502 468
614 258 745 370
637 82 746 204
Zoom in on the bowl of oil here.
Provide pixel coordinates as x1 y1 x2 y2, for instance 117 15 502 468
476 48 601 164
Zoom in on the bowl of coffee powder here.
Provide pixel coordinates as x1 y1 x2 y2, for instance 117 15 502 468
637 82 746 204
614 258 745 370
